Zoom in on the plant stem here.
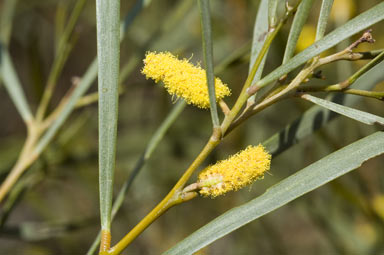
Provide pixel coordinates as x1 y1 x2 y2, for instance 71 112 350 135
299 87 384 100
0 124 40 202
342 48 384 87
35 0 87 121
220 21 283 135
99 230 112 255
35 41 74 121
296 49 384 99
228 61 317 134
109 136 219 255
105 5 298 253
0 0 147 207
237 34 382 132
87 41 251 254
221 3 300 135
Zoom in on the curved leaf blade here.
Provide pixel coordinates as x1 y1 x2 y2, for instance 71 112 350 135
198 0 219 127
249 0 269 80
315 0 334 41
0 46 33 123
268 0 284 27
165 131 384 255
248 0 269 104
263 55 384 156
301 94 384 126
282 0 314 64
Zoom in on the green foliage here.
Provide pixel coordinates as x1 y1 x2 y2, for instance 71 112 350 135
0 47 33 123
198 0 219 127
301 94 384 126
258 1 384 88
95 0 120 232
316 0 334 40
0 0 384 254
166 131 384 255
283 0 314 64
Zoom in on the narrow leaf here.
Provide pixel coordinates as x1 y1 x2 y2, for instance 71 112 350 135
247 0 269 104
282 0 314 64
34 60 97 154
35 0 87 121
120 0 144 40
165 131 384 255
264 56 384 156
96 0 120 231
268 0 283 27
301 94 384 126
257 2 384 89
249 0 269 84
316 0 334 41
34 2 145 155
0 0 17 84
198 0 219 127
0 45 33 123
87 101 187 255
0 0 18 46
165 50 384 254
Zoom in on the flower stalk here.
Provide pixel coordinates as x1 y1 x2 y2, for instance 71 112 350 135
109 135 220 255
92 5 384 255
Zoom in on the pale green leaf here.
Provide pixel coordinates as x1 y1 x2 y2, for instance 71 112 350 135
198 0 219 127
249 0 269 83
0 46 33 123
257 2 384 89
264 57 384 156
301 94 384 126
315 0 334 41
164 44 384 255
86 100 186 255
0 0 18 46
283 0 314 64
96 0 120 231
34 1 146 156
165 131 384 255
248 0 269 103
268 0 284 27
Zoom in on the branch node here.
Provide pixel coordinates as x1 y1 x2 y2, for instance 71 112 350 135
211 127 222 142
218 99 231 116
246 85 260 96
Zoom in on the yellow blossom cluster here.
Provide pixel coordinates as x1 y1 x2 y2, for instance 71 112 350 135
141 51 231 109
330 0 356 22
198 145 271 198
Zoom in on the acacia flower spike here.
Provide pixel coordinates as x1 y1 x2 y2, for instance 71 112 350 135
197 145 271 198
141 51 231 109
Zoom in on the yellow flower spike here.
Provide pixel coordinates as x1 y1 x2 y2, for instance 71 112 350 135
197 145 271 198
296 25 316 53
141 51 231 109
330 0 356 22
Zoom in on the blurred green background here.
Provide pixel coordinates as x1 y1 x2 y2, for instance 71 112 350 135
0 0 384 254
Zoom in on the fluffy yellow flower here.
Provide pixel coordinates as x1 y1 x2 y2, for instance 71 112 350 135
330 0 356 22
296 25 316 53
141 51 231 109
198 145 271 198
